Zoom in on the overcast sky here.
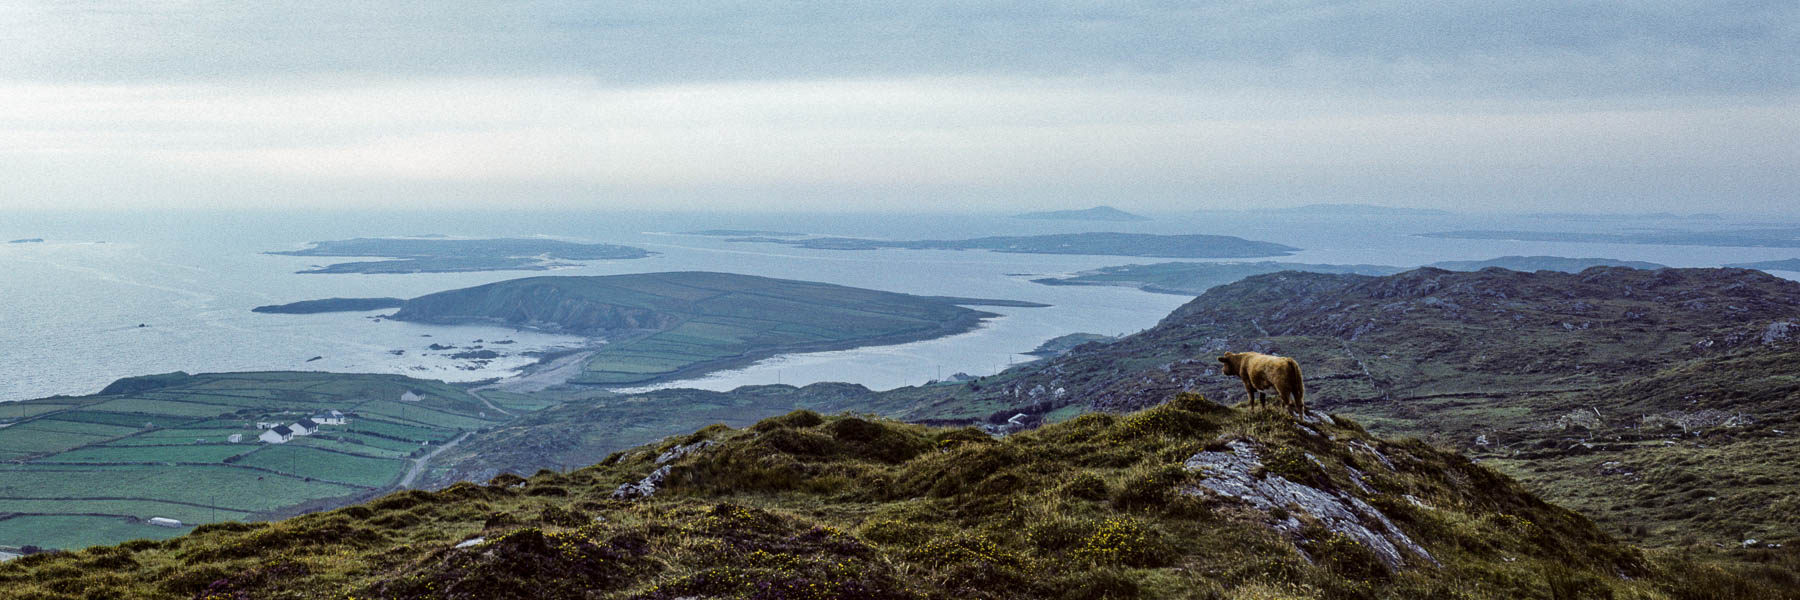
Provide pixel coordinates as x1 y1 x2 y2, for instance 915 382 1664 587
3 2 1795 213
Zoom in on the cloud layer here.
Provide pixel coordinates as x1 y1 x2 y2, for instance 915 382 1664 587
3 2 1795 212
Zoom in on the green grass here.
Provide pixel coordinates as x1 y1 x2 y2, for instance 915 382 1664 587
0 465 364 513
36 444 253 464
0 499 251 526
0 515 190 551
233 445 407 488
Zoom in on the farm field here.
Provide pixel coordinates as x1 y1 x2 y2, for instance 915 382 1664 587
0 371 502 550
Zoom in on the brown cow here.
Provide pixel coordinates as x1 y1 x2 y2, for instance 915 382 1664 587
1217 351 1306 413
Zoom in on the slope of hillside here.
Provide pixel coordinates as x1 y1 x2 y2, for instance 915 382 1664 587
389 272 1015 385
890 267 1800 546
11 398 1781 600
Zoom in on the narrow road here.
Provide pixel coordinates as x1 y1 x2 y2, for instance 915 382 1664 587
399 431 471 489
467 389 513 417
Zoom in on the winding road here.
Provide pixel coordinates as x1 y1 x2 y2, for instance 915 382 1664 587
399 431 471 489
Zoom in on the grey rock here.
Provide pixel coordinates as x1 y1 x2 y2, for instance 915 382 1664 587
612 465 671 500
1183 440 1435 570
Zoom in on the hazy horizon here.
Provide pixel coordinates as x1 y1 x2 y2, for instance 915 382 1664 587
4 2 1795 214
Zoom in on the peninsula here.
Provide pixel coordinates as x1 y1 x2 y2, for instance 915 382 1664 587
251 297 406 314
268 237 652 274
732 232 1299 258
385 271 1035 385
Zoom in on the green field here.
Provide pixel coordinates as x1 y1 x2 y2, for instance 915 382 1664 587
0 371 502 550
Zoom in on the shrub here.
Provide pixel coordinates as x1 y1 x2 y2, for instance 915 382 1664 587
1073 517 1171 567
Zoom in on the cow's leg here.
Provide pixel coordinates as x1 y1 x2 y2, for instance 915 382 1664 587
1243 381 1259 409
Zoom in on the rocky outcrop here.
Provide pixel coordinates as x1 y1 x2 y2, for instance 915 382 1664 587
1183 440 1435 571
611 465 671 500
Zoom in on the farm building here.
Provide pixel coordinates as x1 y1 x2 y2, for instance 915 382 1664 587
290 419 318 436
147 517 182 528
313 410 347 425
256 422 280 429
259 425 293 444
227 434 242 443
400 390 422 402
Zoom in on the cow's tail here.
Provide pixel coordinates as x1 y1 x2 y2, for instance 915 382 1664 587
1285 358 1306 412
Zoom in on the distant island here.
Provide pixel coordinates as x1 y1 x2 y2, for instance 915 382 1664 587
7 238 43 244
1034 256 1665 295
1726 258 1800 272
1034 262 1405 295
1011 205 1150 221
251 297 406 314
732 232 1299 258
681 229 806 237
267 237 652 274
1521 212 1723 221
1420 227 1800 248
1274 203 1452 216
385 271 1039 385
1426 256 1666 272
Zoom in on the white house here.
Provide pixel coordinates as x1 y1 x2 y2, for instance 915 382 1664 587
259 425 293 444
227 434 242 443
147 517 182 528
313 410 347 426
400 390 422 403
290 419 318 436
256 422 280 429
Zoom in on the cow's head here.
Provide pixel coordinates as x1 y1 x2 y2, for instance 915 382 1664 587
1217 352 1239 376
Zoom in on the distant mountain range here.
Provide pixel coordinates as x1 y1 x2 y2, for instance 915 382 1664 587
1011 205 1150 221
1273 203 1453 216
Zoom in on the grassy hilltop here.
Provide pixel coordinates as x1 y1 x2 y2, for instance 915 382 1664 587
11 397 1791 599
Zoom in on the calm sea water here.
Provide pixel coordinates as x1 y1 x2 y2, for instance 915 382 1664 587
2 210 1795 403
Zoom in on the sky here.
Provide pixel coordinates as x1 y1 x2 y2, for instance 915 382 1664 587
2 2 1795 213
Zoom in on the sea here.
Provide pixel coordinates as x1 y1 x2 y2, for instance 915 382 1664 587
3 209 1797 404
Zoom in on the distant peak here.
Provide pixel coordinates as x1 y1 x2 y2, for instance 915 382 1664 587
1012 206 1151 221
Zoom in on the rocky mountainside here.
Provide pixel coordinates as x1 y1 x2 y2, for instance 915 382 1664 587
914 267 1800 546
10 398 1784 599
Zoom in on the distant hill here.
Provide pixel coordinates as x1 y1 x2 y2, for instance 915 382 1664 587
1727 258 1800 272
735 232 1299 258
1426 256 1666 272
389 272 1027 385
268 237 651 274
1033 261 1404 295
1421 227 1800 248
1012 205 1150 221
1276 203 1452 216
901 266 1800 547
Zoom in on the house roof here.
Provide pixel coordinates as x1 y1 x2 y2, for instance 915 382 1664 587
270 425 293 436
295 418 318 428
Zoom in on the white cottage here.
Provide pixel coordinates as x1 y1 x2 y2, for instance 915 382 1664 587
290 419 318 436
259 425 293 444
147 517 183 528
313 410 347 426
400 390 422 403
